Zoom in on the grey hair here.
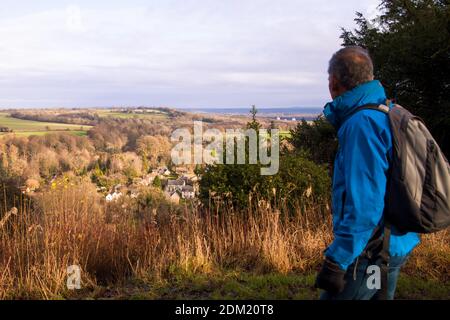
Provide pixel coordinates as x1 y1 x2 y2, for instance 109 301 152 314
328 46 374 90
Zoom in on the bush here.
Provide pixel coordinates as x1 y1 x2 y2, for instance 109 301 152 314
199 153 331 214
288 116 338 168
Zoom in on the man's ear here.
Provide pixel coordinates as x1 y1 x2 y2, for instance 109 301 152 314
329 75 340 99
329 75 345 99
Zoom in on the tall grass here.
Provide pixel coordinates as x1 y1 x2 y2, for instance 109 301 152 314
0 181 448 299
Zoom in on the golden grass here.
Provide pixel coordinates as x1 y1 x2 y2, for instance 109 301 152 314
402 230 450 281
0 181 448 299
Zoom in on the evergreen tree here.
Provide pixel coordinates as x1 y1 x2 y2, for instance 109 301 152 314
288 116 338 168
341 0 450 156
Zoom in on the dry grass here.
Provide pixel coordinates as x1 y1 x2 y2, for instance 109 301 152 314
402 230 450 281
0 181 448 299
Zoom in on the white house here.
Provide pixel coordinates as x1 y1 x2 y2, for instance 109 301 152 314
165 179 185 193
181 173 198 183
106 191 122 202
181 185 195 199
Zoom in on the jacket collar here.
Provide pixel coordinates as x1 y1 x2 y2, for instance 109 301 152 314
323 80 387 130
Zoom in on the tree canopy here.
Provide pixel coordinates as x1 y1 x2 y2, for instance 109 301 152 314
341 0 450 156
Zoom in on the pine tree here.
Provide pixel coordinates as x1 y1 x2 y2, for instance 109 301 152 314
341 0 450 156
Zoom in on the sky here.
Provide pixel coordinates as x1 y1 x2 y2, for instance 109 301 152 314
0 0 380 109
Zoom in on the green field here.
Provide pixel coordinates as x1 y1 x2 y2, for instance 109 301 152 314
0 112 92 137
279 130 291 138
97 109 168 120
10 130 89 137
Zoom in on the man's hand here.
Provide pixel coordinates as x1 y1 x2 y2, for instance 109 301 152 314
315 258 346 295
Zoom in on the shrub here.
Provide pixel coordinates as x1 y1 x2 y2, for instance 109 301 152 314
288 116 338 168
199 153 331 214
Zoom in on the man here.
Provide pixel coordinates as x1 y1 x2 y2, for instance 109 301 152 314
315 46 420 300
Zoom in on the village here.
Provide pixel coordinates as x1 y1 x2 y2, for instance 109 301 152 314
104 166 199 205
16 164 199 206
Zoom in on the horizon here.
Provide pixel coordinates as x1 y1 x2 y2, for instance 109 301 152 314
0 105 323 110
0 0 379 108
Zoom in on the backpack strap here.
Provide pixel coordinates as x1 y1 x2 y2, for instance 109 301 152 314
353 101 391 115
378 221 391 300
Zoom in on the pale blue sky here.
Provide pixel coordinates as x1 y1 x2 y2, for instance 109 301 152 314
0 0 380 108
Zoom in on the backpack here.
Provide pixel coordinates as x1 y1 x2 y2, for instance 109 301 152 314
354 101 450 299
357 101 450 234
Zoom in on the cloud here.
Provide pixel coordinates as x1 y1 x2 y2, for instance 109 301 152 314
66 5 85 33
0 0 381 108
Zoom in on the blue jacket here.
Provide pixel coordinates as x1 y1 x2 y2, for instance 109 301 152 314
323 80 420 271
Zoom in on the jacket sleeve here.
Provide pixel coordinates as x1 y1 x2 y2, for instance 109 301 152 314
325 113 391 270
